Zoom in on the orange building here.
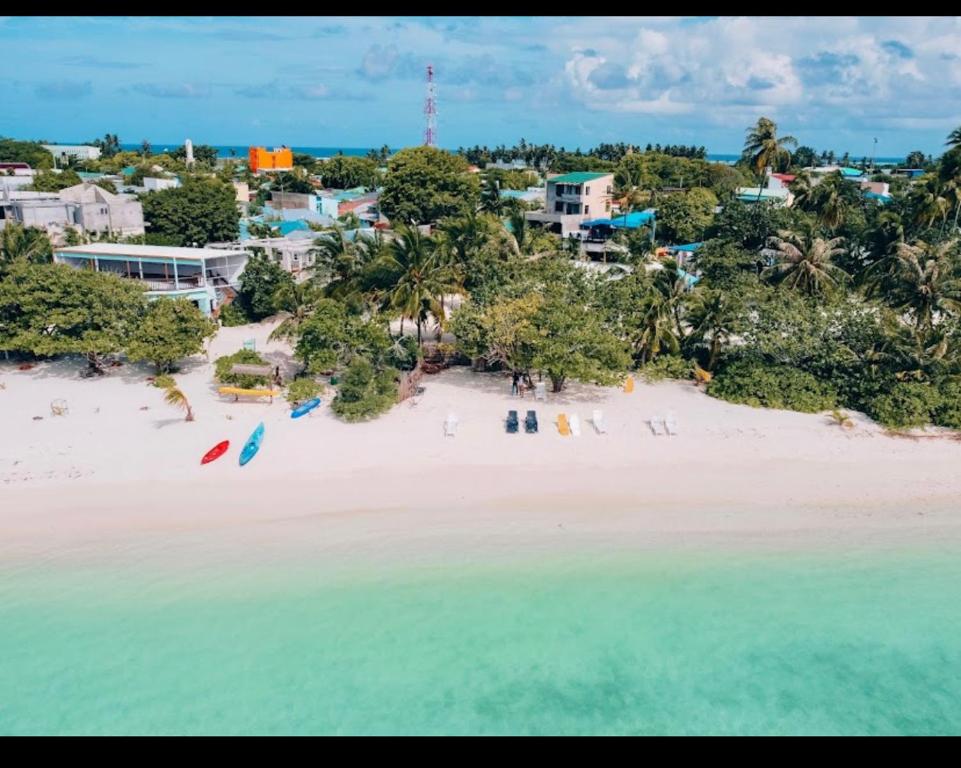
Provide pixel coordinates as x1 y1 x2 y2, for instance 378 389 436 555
248 146 293 173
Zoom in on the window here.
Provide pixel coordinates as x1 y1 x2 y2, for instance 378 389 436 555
606 185 612 194
585 186 590 195
605 201 611 211
585 205 590 215
555 201 564 212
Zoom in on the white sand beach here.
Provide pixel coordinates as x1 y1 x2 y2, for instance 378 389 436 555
3 318 961 566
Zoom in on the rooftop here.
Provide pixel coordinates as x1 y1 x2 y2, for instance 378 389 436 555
549 172 610 184
54 243 247 261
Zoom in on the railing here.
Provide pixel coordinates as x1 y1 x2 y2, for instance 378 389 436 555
140 278 204 292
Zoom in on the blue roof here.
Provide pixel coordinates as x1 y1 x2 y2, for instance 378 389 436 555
580 217 613 228
839 167 864 177
671 242 704 252
609 211 654 229
865 192 892 204
677 268 700 287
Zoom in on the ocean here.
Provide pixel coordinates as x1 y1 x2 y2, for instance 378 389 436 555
2 542 959 735
117 145 908 165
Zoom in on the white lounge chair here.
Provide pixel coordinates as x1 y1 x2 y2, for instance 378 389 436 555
648 416 665 436
444 413 458 437
664 413 678 436
591 409 607 434
569 414 582 437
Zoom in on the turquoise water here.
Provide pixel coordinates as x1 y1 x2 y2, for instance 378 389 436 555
1 546 960 735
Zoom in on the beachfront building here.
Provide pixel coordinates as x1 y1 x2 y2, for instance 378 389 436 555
525 172 614 236
735 185 793 206
0 183 144 242
248 146 293 173
41 144 101 165
143 176 181 191
52 243 249 317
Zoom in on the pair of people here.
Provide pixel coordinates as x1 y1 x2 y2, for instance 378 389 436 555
511 371 532 397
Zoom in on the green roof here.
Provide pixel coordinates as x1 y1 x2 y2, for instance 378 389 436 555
549 172 609 184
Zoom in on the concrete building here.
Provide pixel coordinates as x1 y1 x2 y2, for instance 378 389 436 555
143 176 181 191
52 243 249 317
248 146 293 173
735 186 793 206
525 172 614 236
0 183 144 241
41 144 102 164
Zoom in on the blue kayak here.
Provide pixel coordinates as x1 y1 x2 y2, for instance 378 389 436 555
290 397 322 419
239 422 265 466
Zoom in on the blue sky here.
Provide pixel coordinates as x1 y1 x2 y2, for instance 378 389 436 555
1 16 960 156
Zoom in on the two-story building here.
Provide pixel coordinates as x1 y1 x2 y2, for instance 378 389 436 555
525 172 614 237
53 243 249 317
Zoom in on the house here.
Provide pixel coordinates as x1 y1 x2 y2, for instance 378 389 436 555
41 144 102 164
488 159 528 171
0 183 144 241
53 243 249 317
735 186 793 206
248 146 293 173
525 172 614 236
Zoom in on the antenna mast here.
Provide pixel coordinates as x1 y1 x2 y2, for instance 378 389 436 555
424 64 437 147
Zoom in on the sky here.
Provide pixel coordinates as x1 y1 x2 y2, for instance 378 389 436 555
1 15 960 156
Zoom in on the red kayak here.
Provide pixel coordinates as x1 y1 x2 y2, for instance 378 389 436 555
201 440 230 465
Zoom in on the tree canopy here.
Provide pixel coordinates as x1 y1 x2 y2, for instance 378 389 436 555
379 146 480 225
139 177 240 246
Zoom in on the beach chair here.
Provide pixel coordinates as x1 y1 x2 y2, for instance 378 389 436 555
648 416 665 436
569 414 582 437
444 412 458 437
50 399 68 417
624 376 635 394
525 410 538 433
592 409 607 434
664 412 678 436
534 382 546 401
557 413 571 436
506 410 519 433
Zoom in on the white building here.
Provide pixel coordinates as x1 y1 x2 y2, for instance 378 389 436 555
41 144 102 164
525 172 614 236
53 243 249 317
143 176 181 191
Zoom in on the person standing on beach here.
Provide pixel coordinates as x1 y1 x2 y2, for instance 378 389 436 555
511 371 520 397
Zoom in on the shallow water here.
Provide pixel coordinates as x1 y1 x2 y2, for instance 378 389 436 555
1 543 960 735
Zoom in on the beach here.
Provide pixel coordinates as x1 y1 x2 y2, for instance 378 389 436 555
3 318 961 560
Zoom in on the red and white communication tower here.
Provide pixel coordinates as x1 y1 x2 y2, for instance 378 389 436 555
424 64 437 147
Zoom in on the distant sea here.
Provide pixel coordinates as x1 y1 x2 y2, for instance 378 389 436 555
118 145 907 165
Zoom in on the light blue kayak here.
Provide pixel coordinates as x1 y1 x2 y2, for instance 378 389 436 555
291 397 322 419
239 422 265 466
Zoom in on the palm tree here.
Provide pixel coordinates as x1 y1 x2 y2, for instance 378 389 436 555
908 177 951 231
808 172 850 230
479 179 502 215
269 280 322 342
310 226 358 297
1 223 51 271
788 170 815 210
762 229 848 296
882 239 961 332
685 288 740 371
743 117 797 199
635 288 680 365
947 125 961 149
384 225 449 344
163 384 194 422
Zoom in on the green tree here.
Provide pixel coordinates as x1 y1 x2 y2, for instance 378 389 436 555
0 263 145 372
382 225 454 342
872 239 961 332
948 126 961 149
235 250 295 321
29 169 82 191
0 137 54 169
139 177 240 246
685 287 742 370
655 188 718 243
92 134 121 159
171 143 218 167
791 146 818 169
379 146 480 225
126 297 217 373
268 280 324 343
318 156 378 189
329 356 398 422
1 224 52 275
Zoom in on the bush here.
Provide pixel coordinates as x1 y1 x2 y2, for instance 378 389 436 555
934 380 961 429
707 359 836 413
286 377 322 405
153 374 175 389
866 381 941 429
330 357 398 422
218 302 251 327
214 349 271 388
638 355 692 383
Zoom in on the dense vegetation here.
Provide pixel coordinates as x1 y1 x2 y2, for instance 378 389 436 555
139 177 240 246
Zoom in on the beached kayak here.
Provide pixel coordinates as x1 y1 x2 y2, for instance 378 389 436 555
291 398 322 419
239 423 265 466
201 440 229 465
